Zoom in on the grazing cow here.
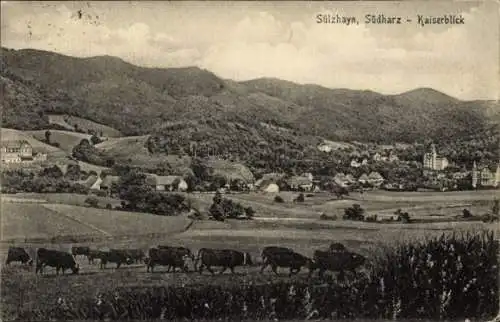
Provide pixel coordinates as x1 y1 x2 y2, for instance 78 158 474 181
260 249 311 276
98 249 134 269
260 246 294 273
36 248 79 275
158 245 195 260
309 250 366 280
71 246 90 258
196 248 253 275
124 249 145 264
157 245 195 272
146 247 189 273
87 249 102 264
5 247 33 266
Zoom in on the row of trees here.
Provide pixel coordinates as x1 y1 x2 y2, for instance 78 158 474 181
1 167 89 194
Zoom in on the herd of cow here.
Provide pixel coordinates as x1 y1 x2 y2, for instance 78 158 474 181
4 243 368 279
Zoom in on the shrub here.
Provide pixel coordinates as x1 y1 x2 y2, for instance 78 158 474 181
319 213 337 221
295 193 305 203
209 191 251 220
274 195 284 203
343 204 364 221
84 197 99 208
105 203 112 210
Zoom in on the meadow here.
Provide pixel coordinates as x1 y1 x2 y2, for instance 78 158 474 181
46 114 123 138
1 190 498 321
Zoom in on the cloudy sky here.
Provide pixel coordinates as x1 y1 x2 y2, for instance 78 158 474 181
1 1 499 100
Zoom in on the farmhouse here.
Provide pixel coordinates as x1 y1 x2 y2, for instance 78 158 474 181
79 175 102 190
263 182 280 193
0 140 47 164
367 172 384 187
287 175 314 192
350 159 361 168
254 173 285 190
146 175 188 192
358 173 369 184
318 143 332 153
333 173 350 187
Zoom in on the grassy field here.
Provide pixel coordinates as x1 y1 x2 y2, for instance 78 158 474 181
27 130 92 153
1 199 192 243
94 135 192 172
1 190 498 321
47 114 123 137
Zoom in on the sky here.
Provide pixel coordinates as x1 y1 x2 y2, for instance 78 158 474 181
1 1 499 100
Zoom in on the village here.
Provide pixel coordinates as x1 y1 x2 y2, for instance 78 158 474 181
2 137 499 196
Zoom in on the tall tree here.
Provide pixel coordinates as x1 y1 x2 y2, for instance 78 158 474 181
44 130 51 143
116 170 152 210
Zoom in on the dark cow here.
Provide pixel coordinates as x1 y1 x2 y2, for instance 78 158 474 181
260 249 311 276
5 247 33 266
196 248 253 275
36 248 79 275
309 250 366 280
124 249 145 264
146 247 189 273
87 249 102 264
98 249 134 269
71 246 90 258
157 245 195 272
158 245 195 260
260 246 294 273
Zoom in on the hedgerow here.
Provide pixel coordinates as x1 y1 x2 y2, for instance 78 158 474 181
14 230 499 321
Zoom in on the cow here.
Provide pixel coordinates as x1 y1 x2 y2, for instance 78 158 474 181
35 248 79 275
98 249 134 269
71 246 90 258
146 247 189 273
260 246 294 273
157 245 195 272
87 249 101 264
260 249 311 276
5 247 33 266
124 249 145 264
158 245 195 260
308 250 366 280
196 248 253 275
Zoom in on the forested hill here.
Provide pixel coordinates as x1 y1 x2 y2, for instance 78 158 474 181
1 47 498 146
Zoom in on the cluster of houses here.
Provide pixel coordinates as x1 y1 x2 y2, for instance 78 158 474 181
349 150 400 168
80 174 189 196
252 171 386 193
1 140 47 164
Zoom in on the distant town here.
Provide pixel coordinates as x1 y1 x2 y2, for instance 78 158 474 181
2 136 498 196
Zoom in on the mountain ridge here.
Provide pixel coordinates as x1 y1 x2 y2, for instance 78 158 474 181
1 47 498 147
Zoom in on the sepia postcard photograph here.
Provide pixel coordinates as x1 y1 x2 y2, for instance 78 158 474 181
0 1 499 321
